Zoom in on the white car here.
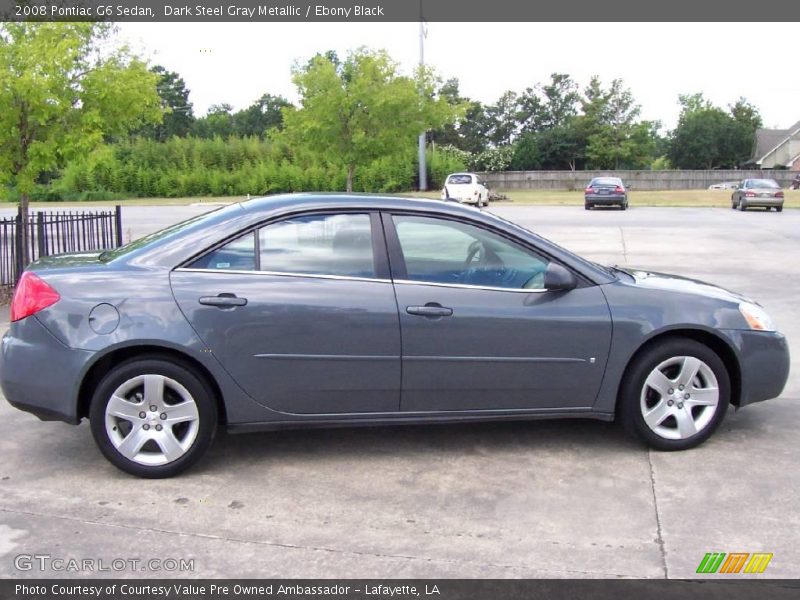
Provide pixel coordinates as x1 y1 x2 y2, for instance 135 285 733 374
441 173 489 207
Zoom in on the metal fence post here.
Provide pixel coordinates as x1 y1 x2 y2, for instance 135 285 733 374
36 212 46 259
14 207 23 282
114 205 123 247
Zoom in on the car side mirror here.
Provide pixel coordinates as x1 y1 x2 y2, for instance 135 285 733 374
544 263 577 292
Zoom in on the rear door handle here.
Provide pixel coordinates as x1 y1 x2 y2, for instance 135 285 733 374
199 293 247 308
406 304 453 318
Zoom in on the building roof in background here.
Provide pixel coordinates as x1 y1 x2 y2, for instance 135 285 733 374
750 120 800 164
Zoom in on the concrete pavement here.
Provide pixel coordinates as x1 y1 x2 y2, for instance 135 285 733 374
0 204 797 579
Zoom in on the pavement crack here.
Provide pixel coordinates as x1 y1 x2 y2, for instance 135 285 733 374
618 226 629 263
647 449 669 579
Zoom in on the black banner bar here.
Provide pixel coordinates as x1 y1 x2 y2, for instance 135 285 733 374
3 580 800 600
1 0 800 22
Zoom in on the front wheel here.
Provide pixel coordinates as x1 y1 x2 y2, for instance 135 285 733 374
89 357 218 478
618 338 729 450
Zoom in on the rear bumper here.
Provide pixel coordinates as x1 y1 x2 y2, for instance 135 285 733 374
0 316 92 424
724 329 790 407
585 194 626 205
742 197 783 207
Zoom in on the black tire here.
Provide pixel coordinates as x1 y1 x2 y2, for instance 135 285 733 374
89 356 218 478
617 338 730 451
585 203 592 210
776 206 783 213
739 200 747 211
620 202 628 210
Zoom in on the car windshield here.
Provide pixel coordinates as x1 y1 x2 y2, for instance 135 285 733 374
590 178 621 186
749 179 780 189
447 175 473 185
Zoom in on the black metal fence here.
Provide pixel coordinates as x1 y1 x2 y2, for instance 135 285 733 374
0 206 123 289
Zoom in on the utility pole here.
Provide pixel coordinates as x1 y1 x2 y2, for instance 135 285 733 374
418 6 427 191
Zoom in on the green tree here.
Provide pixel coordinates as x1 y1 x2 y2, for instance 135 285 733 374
667 95 761 169
281 48 458 192
0 22 161 260
233 93 293 138
191 104 235 138
485 90 519 147
518 73 580 134
138 65 194 141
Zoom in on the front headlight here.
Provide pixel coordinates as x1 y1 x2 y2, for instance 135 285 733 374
739 302 776 332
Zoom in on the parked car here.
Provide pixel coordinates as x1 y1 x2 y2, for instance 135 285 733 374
584 177 629 210
1 195 789 477
708 181 740 191
731 179 784 211
441 173 489 207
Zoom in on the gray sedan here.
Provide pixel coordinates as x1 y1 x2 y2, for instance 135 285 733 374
731 179 785 211
0 195 790 477
584 177 629 210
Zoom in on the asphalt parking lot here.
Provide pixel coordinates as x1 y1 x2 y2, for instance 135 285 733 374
0 204 798 578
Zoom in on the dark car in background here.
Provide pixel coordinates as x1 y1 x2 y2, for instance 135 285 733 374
731 179 784 211
584 177 629 210
0 195 790 477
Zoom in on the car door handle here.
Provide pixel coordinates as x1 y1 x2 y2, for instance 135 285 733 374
198 293 247 308
406 304 453 318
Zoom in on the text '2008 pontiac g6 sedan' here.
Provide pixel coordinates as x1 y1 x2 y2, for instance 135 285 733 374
0 195 790 477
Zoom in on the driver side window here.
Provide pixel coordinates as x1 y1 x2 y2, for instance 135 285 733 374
392 215 550 289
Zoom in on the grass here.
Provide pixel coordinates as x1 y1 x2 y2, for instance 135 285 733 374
3 190 799 209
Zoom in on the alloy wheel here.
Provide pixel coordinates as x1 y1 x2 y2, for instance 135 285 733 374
104 374 200 466
639 355 719 440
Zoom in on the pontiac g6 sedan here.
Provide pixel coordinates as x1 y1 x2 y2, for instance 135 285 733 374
0 195 790 477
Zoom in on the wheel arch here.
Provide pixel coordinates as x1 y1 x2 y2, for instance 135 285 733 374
616 328 742 411
77 343 227 425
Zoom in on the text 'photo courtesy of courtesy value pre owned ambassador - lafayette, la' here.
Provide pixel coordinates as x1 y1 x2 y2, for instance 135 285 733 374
0 194 790 477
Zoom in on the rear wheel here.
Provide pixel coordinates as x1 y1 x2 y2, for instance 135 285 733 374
739 200 747 211
618 338 729 450
776 206 783 213
89 357 217 478
585 203 592 210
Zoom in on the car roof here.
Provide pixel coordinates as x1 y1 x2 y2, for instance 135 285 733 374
113 193 614 285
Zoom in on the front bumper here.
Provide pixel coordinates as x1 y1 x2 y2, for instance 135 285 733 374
724 329 790 407
0 316 93 424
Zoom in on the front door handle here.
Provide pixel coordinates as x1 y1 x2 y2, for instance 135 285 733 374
406 304 453 318
199 293 247 308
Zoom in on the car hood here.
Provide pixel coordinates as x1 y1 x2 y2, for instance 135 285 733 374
613 266 753 305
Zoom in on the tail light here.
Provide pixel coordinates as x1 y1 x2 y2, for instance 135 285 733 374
10 272 61 322
585 187 593 193
745 191 756 197
775 191 784 198
614 186 624 193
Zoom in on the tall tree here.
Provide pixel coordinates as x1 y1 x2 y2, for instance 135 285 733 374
282 48 458 191
518 73 580 133
191 104 235 138
668 94 762 169
233 93 293 138
0 22 162 261
146 65 194 140
485 90 519 147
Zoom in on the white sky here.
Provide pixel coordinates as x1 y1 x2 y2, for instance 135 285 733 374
117 22 799 131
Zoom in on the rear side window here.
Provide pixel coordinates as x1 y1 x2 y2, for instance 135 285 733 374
190 213 375 278
259 214 374 278
190 232 256 271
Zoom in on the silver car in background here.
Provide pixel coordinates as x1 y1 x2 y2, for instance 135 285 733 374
731 179 784 212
